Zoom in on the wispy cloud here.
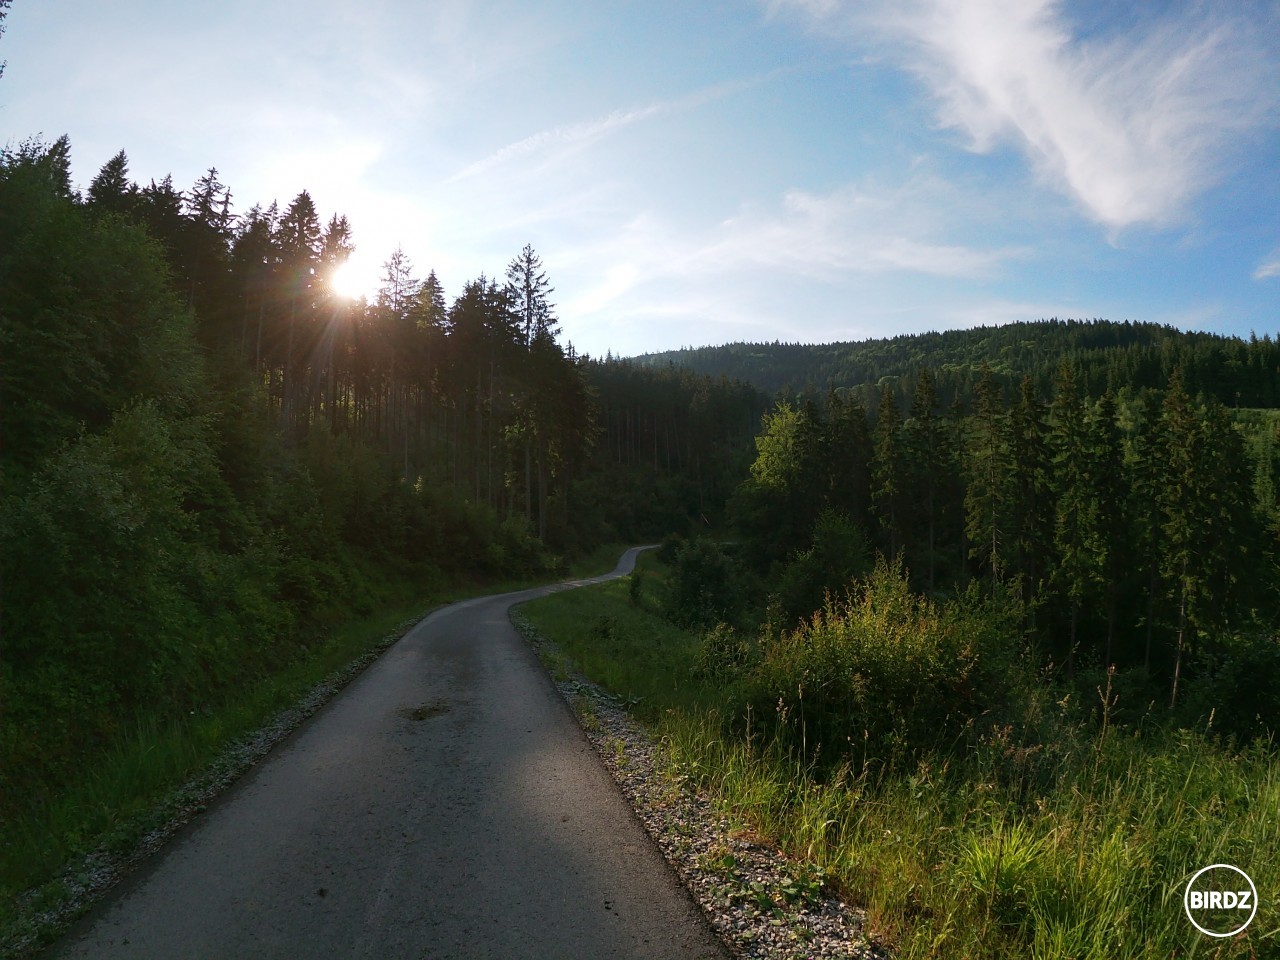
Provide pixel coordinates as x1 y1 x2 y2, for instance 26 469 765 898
771 0 1278 229
693 180 1024 279
449 71 791 184
559 173 1025 329
1254 249 1280 281
449 104 665 182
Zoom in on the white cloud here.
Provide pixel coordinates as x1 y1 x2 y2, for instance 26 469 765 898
449 105 665 182
554 174 1025 342
1255 250 1280 280
693 180 1023 279
448 73 780 184
771 0 1278 229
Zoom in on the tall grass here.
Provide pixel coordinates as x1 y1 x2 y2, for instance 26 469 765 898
519 553 1280 959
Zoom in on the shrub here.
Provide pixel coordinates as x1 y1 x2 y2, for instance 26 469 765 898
739 558 1028 771
1182 630 1280 742
770 509 871 626
665 537 745 629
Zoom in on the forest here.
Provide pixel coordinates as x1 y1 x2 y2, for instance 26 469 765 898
0 135 762 880
637 319 1280 410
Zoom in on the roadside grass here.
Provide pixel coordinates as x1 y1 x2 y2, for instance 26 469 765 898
518 553 1280 960
1 545 628 951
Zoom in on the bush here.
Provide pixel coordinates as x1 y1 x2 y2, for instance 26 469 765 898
1182 631 1280 742
665 537 745 629
770 509 871 626
739 558 1028 771
656 532 684 565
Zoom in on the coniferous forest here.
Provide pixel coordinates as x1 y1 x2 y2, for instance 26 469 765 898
0 137 762 839
4 126 1280 956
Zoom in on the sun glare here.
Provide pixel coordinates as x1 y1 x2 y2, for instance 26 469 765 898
329 260 373 301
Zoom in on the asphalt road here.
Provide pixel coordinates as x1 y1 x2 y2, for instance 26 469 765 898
49 548 728 960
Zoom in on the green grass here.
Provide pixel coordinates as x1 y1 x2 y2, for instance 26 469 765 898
1 545 629 954
518 553 1280 960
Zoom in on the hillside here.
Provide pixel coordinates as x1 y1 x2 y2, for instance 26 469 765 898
633 318 1280 409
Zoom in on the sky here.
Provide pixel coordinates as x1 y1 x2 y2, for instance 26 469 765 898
3 0 1279 358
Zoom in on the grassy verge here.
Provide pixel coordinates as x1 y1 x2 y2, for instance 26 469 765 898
518 552 1280 960
1 544 628 954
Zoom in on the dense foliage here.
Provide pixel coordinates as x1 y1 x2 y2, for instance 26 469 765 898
720 362 1279 732
0 136 761 820
637 319 1280 411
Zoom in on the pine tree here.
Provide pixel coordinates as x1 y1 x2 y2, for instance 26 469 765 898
505 244 557 348
275 191 322 431
1085 390 1126 665
822 390 872 531
903 368 946 590
0 0 10 80
230 202 279 370
871 384 904 560
965 364 1006 592
1006 375 1053 608
1127 389 1167 672
182 168 235 319
317 215 355 431
1049 362 1095 673
86 150 136 217
1159 369 1201 708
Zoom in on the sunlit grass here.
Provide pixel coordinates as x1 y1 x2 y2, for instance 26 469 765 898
518 553 1280 960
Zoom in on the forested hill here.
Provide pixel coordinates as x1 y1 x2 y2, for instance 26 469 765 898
634 319 1280 409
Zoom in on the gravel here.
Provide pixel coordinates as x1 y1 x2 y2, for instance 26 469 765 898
512 611 889 960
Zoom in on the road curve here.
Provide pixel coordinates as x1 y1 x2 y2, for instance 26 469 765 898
50 547 728 960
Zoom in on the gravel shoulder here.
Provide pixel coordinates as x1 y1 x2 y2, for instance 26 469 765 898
512 611 888 960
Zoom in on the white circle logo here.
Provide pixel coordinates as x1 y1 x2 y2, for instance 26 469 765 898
1184 864 1258 938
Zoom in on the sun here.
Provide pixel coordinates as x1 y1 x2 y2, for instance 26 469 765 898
328 260 374 301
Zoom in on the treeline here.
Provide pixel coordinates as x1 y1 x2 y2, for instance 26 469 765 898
0 136 761 810
638 318 1280 410
690 363 1280 734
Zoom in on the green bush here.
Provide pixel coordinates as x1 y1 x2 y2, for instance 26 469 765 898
739 558 1028 771
1181 631 1280 742
664 537 746 629
770 509 872 627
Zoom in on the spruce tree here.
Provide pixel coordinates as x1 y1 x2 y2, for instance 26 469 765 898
871 385 904 560
1128 390 1168 672
1049 363 1097 673
1006 375 1053 610
505 244 557 348
86 150 136 218
1086 390 1126 665
903 368 946 590
965 364 1007 593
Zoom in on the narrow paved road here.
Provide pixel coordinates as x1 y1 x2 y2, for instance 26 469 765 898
50 548 728 960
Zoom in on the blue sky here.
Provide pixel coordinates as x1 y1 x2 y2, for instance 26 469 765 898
3 0 1279 357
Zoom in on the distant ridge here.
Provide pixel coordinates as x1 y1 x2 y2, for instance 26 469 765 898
629 318 1280 408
